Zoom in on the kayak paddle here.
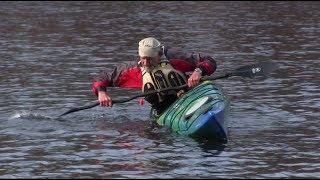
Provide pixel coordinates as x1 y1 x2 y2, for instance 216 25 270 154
58 61 278 117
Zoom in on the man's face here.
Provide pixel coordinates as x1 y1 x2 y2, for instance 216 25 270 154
139 56 160 69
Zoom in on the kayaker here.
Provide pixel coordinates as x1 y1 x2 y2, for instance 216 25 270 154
92 37 217 116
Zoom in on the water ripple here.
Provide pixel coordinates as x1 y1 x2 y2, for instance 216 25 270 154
0 1 319 179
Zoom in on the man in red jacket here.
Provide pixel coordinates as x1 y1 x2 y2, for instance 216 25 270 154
92 37 217 115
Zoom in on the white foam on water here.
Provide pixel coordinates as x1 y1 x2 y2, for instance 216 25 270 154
9 110 53 121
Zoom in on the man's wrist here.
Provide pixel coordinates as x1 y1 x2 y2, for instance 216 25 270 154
97 86 107 92
194 68 203 75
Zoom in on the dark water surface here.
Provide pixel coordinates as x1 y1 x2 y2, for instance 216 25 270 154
1 1 319 178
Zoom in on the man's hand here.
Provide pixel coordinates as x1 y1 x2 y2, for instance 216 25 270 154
98 91 113 107
188 68 202 87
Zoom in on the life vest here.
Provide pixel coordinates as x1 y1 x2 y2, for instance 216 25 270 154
141 60 187 105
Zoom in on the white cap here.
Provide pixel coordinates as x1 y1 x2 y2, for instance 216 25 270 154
138 37 161 58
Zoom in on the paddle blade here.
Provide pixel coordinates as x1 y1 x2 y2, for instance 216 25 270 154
232 61 278 78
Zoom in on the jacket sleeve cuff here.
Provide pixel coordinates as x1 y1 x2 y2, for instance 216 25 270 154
97 86 107 92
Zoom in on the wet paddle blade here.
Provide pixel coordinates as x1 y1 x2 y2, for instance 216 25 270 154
232 61 278 78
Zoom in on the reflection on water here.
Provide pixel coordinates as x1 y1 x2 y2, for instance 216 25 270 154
0 1 319 179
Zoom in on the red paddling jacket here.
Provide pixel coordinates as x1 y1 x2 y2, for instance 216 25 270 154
92 46 217 114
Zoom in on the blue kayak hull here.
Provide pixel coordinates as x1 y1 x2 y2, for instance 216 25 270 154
154 81 230 142
188 105 229 141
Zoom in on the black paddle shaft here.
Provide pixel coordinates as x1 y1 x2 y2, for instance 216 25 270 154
58 61 277 117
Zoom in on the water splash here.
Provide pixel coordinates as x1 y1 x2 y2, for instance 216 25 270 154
9 110 54 121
